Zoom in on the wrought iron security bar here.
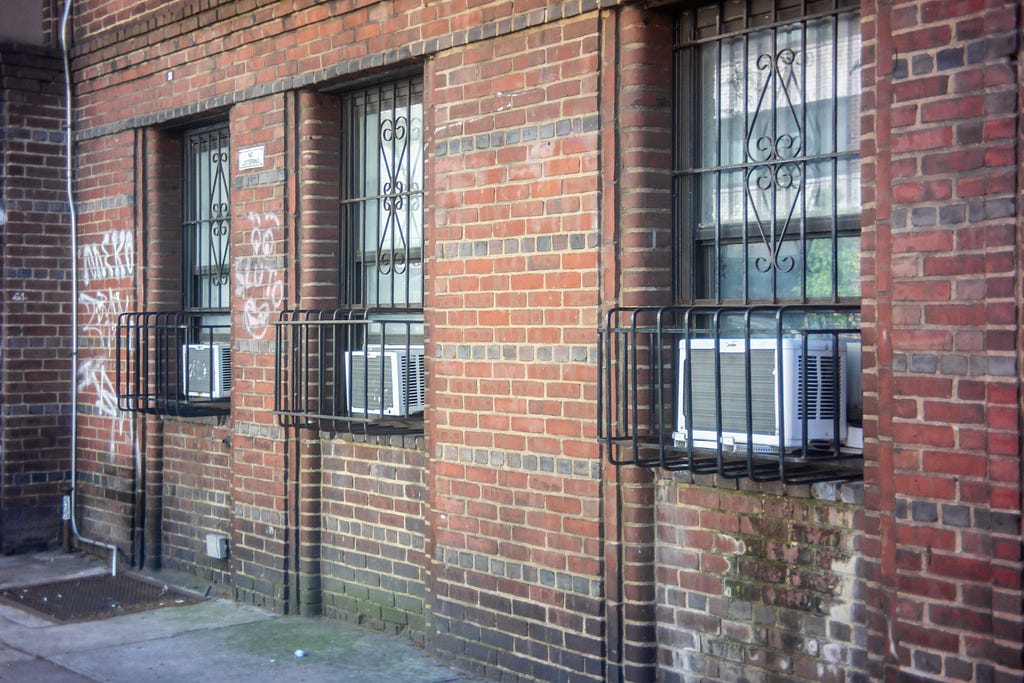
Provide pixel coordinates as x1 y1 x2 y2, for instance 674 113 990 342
273 308 425 435
598 304 862 483
673 0 861 303
340 78 424 309
183 124 231 315
116 312 231 417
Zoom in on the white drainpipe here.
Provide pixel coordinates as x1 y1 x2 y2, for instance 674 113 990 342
61 0 118 578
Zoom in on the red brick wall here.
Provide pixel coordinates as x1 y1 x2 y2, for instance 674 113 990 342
860 0 1024 679
427 10 606 679
73 127 138 554
320 438 428 638
227 94 293 609
61 0 1024 681
160 420 232 583
655 481 863 682
601 8 674 682
0 44 71 552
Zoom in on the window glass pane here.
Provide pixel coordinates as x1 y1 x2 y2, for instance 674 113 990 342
836 12 861 153
183 125 230 313
343 80 424 308
676 4 861 303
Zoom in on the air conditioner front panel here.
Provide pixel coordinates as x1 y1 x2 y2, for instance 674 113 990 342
346 346 425 416
182 343 232 399
675 338 846 451
688 346 778 436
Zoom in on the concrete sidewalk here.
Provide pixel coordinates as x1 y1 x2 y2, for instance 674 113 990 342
0 551 483 683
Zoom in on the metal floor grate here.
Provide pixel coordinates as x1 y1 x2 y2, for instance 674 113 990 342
0 573 202 623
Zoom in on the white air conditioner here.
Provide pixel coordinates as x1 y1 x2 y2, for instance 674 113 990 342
345 345 425 416
182 342 232 399
673 337 847 453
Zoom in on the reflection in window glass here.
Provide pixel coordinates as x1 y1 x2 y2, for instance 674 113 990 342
676 2 861 303
342 79 424 308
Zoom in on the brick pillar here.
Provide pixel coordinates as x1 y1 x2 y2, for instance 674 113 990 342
0 44 73 553
230 94 292 611
291 89 341 615
860 0 1024 679
600 6 673 681
138 128 182 568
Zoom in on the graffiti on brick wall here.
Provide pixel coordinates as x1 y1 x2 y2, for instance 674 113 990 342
80 229 134 285
81 289 129 337
78 229 135 454
234 212 284 340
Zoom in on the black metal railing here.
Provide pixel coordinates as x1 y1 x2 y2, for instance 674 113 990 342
273 308 425 435
116 312 231 417
598 304 862 483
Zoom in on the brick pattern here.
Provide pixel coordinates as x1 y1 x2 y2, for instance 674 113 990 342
0 45 72 552
598 8 674 683
59 1 1024 682
656 478 865 682
320 439 428 639
160 420 232 583
72 128 138 554
227 94 292 610
427 13 606 681
860 0 1024 680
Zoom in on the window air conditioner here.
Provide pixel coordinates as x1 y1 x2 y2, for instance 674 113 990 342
673 337 847 453
346 345 425 416
182 343 232 399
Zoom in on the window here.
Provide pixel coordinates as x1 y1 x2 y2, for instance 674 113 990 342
117 123 232 417
274 77 426 434
183 124 231 327
598 1 862 482
340 78 424 309
674 0 861 304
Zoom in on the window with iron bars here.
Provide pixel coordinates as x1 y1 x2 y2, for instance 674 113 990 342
117 123 232 417
275 77 425 435
599 0 863 481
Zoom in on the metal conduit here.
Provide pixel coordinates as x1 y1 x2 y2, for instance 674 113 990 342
61 0 118 577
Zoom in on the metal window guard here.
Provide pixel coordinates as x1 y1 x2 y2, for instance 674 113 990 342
273 307 425 435
116 311 231 417
598 304 863 484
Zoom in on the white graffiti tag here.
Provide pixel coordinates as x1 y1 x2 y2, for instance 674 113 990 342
80 229 134 285
78 229 136 454
80 289 129 337
234 212 284 339
77 358 119 418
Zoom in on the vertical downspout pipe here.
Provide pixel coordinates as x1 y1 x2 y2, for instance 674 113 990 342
61 0 118 577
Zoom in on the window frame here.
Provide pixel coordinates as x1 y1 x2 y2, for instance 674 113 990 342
117 121 233 418
672 0 862 305
597 0 864 481
274 75 427 437
182 122 232 322
339 77 425 312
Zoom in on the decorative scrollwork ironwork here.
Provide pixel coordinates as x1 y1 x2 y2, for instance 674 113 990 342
745 46 804 275
378 115 411 275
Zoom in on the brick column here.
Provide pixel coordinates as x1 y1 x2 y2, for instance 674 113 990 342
860 0 1024 679
0 44 71 552
600 6 674 681
229 94 292 611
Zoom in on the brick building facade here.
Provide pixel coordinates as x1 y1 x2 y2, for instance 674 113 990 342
0 1 71 553
1 0 1022 681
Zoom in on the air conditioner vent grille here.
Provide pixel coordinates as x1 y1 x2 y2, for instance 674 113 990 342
675 338 847 451
688 347 777 435
798 354 840 421
346 345 425 416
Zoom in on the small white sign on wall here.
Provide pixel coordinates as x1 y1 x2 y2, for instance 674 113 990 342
238 146 265 170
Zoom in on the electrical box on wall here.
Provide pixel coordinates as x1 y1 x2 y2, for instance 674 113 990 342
205 533 229 559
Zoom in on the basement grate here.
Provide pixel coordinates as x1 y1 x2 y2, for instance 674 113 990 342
0 573 202 623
